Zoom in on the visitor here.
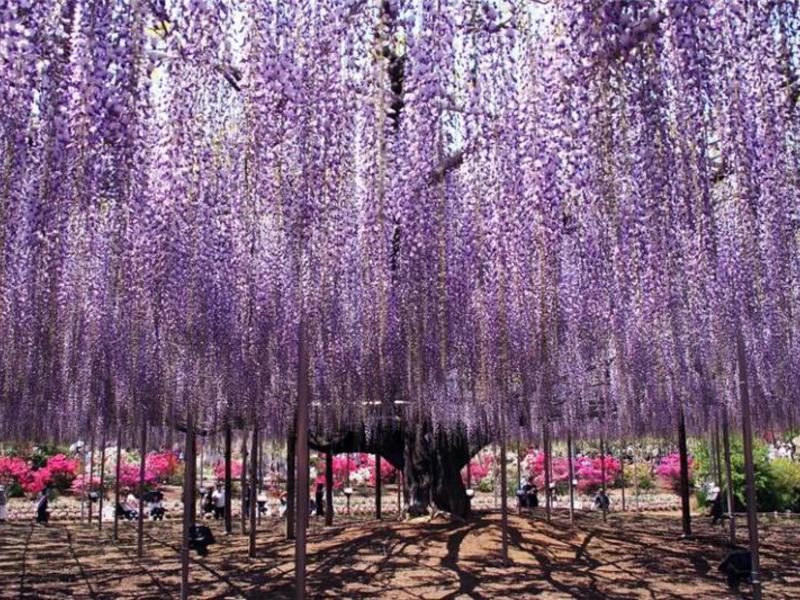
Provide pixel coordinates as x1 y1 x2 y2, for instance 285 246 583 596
315 483 325 517
523 477 538 508
594 490 610 512
201 487 214 518
709 489 725 526
212 484 225 520
125 490 139 515
0 485 7 522
35 487 49 525
149 490 166 521
279 491 288 517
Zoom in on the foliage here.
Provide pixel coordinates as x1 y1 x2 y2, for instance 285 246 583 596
145 452 180 482
694 436 797 512
655 452 694 493
213 459 243 483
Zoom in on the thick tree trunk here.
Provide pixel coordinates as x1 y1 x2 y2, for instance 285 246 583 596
678 407 692 538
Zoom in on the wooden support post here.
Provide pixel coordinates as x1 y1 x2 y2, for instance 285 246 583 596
88 430 95 524
722 409 736 546
567 431 575 525
249 426 258 558
678 407 692 538
98 430 106 530
543 423 551 524
375 454 382 520
286 432 296 539
240 435 248 535
224 425 232 535
137 417 147 558
500 425 509 565
737 330 761 600
600 436 607 522
113 425 122 542
181 408 195 600
325 450 333 526
295 320 310 600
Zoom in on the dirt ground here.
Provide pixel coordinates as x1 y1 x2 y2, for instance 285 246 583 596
0 509 797 599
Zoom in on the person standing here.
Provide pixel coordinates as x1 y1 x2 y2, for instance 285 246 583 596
36 487 49 525
212 484 225 520
0 485 8 522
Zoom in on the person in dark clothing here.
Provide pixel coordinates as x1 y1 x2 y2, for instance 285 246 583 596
315 483 325 517
710 490 725 525
35 487 49 524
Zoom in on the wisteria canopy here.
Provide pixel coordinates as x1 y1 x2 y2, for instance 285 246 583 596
0 0 798 446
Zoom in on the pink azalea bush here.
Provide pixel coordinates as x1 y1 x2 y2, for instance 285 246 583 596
0 456 29 493
45 454 78 490
213 460 243 482
118 462 157 491
574 455 621 494
461 452 494 487
70 475 103 495
146 452 180 482
655 452 694 492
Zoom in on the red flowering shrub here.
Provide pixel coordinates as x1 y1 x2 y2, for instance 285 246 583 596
0 456 29 493
117 462 157 491
70 475 103 495
655 452 694 492
574 455 621 494
146 452 180 482
213 460 243 482
22 467 52 495
45 454 78 490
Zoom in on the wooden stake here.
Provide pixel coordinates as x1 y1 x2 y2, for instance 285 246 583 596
737 330 761 599
249 426 258 558
678 406 692 538
500 423 509 565
375 454 382 520
286 432 296 539
181 408 195 600
325 450 333 526
137 416 147 558
295 319 310 600
224 425 232 535
240 434 247 535
113 425 122 542
567 431 575 525
722 409 736 546
98 430 106 530
543 422 551 524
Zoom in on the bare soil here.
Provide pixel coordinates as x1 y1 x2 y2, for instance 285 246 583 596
0 509 797 599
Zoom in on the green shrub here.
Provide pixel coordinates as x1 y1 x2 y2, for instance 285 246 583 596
770 458 800 512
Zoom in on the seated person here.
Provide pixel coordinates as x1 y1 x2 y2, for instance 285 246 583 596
719 549 751 590
116 502 137 520
149 490 166 520
189 524 216 556
201 489 215 518
518 477 538 509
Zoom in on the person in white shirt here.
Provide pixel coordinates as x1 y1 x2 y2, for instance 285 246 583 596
0 485 8 522
211 484 225 520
